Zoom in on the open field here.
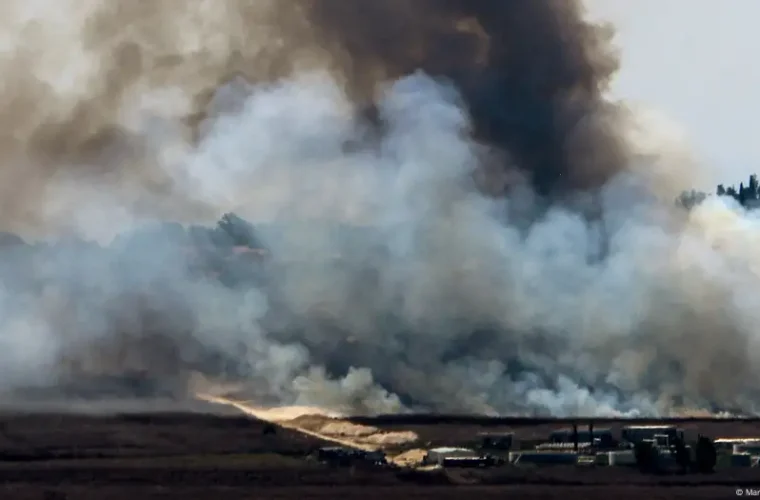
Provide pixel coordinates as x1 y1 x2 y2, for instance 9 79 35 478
0 485 745 500
0 400 758 499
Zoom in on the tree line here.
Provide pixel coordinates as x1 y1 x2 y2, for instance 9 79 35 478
677 174 760 210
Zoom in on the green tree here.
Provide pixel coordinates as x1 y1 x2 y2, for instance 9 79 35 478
216 212 263 248
672 436 690 473
676 190 707 210
694 435 716 474
634 441 658 473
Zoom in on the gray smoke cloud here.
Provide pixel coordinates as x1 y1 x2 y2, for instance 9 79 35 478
0 0 754 418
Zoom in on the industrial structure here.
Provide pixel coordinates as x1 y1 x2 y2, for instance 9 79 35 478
620 425 683 445
409 422 758 472
548 427 614 447
316 446 388 467
713 438 760 468
421 447 501 468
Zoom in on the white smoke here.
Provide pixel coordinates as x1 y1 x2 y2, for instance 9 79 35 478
0 0 758 418
77 70 753 417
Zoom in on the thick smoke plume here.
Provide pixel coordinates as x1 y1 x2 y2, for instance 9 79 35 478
300 0 625 198
0 0 753 417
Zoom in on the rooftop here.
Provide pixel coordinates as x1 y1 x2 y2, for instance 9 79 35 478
428 447 475 454
622 425 676 430
551 427 611 433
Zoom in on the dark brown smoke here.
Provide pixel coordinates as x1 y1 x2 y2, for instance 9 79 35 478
298 0 626 198
0 0 626 235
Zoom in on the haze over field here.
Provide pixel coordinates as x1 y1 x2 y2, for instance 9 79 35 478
0 0 756 417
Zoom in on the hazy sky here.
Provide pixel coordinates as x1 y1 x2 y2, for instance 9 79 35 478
586 0 760 188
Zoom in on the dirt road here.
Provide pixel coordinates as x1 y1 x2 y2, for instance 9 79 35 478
196 393 382 451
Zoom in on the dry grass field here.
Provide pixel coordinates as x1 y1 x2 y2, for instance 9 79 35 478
0 400 758 499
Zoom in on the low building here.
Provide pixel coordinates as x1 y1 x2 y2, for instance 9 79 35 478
422 447 481 466
316 447 387 467
509 451 579 465
548 427 614 447
536 441 594 451
714 438 760 452
441 455 502 468
621 425 681 444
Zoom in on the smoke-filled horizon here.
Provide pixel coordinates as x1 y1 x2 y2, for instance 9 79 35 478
0 0 754 417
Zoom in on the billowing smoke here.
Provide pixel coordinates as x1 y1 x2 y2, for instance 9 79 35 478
299 0 626 198
0 0 753 417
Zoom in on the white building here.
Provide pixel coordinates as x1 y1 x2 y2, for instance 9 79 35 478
422 447 480 466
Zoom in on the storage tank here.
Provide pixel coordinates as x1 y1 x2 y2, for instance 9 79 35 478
608 450 636 466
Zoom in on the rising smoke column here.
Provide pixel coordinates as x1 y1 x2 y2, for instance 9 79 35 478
174 71 760 417
0 0 621 233
298 0 626 198
0 0 757 417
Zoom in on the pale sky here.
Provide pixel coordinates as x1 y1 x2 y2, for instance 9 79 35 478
586 0 760 188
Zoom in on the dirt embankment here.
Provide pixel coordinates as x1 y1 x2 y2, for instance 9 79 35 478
196 393 419 455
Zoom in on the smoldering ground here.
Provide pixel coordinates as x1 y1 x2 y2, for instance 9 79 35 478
0 0 754 417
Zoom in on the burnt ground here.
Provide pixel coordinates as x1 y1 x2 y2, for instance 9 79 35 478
0 402 758 499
